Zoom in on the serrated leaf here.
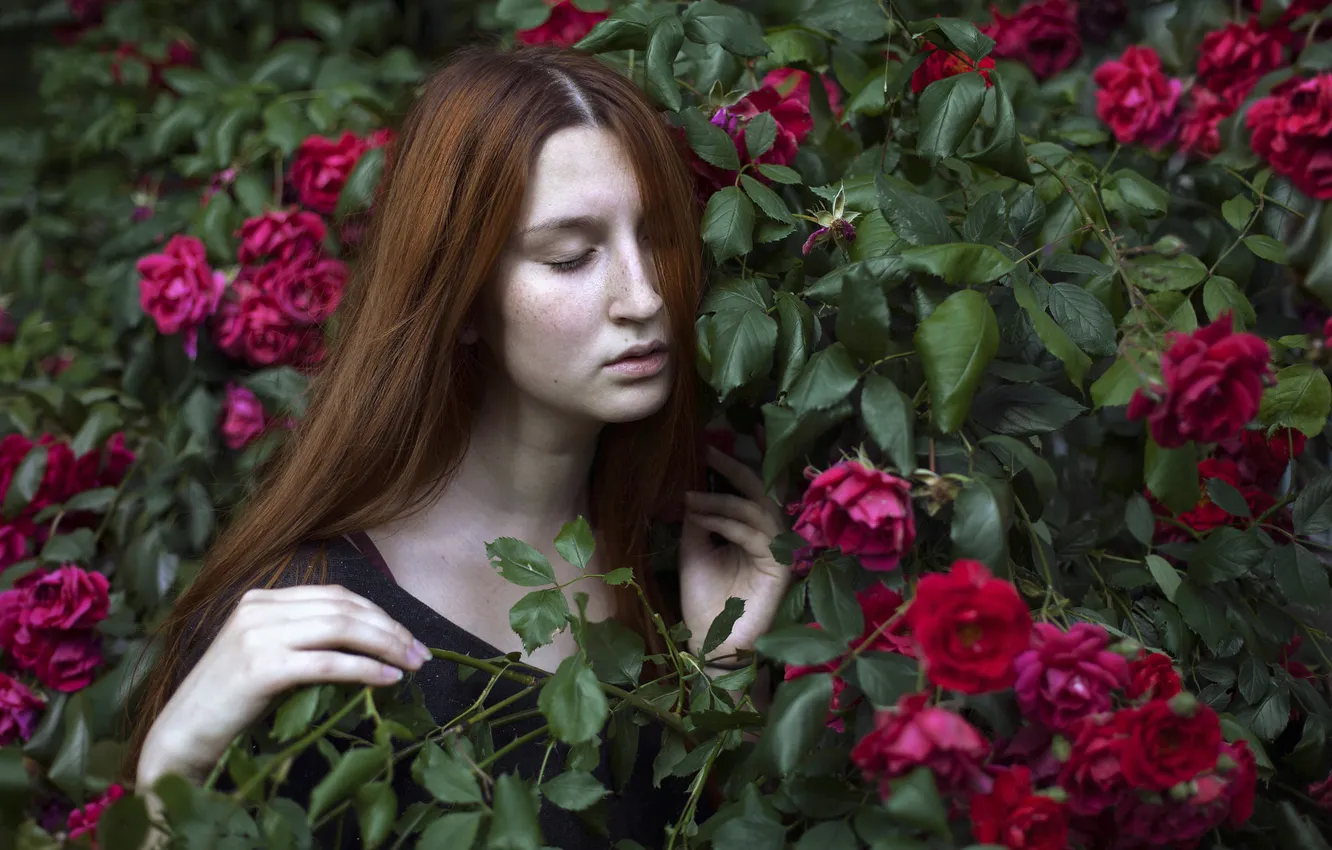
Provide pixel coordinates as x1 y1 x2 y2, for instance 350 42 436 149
309 747 388 820
744 112 777 158
775 291 816 393
1128 254 1208 291
915 289 999 433
509 588 570 654
1202 276 1256 331
539 656 609 744
876 176 954 245
970 384 1085 436
1261 363 1331 437
1048 282 1117 356
583 617 644 685
951 477 1005 568
1205 477 1251 518
1273 544 1332 613
702 597 746 657
1222 196 1256 231
413 743 483 804
1244 234 1289 264
835 265 891 361
1091 357 1142 408
1104 169 1170 217
740 174 792 224
680 107 741 171
1013 275 1091 386
542 771 608 812
702 186 755 261
418 812 482 849
1145 439 1199 515
1147 554 1181 602
756 626 846 665
681 0 770 57
899 242 1014 285
707 306 778 398
1189 527 1265 584
808 563 863 644
852 652 918 708
786 343 861 414
760 672 835 775
916 72 986 164
861 374 914 472
644 15 684 112
486 538 556 586
554 517 594 570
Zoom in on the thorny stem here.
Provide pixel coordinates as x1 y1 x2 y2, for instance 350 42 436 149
474 725 551 772
231 686 368 802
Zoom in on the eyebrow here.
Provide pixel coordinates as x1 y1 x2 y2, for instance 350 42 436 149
519 215 603 237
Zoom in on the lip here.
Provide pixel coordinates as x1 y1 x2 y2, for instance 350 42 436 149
606 341 669 377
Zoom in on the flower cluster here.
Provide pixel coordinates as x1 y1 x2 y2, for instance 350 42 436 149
843 560 1256 850
66 784 125 849
789 460 916 572
0 433 134 572
985 0 1082 81
0 564 110 694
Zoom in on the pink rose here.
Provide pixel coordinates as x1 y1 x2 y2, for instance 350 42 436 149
236 209 328 265
1127 314 1272 448
1091 45 1183 149
68 784 125 847
985 0 1082 81
516 0 608 47
32 631 103 692
253 253 347 324
0 520 33 572
790 461 916 571
0 672 44 746
288 132 370 215
1013 623 1130 731
25 565 110 632
220 383 267 450
688 85 814 196
851 693 990 797
1058 717 1132 816
136 234 225 358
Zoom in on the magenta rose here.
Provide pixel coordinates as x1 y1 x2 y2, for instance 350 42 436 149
220 383 267 450
68 784 125 845
213 285 321 369
851 693 990 797
288 132 370 215
25 565 110 632
0 672 44 746
1127 314 1272 448
1013 622 1130 731
688 85 813 195
761 68 843 116
1178 86 1232 159
32 631 103 692
1197 19 1286 107
986 0 1082 81
516 0 608 47
136 234 225 358
31 437 77 514
790 460 916 571
0 520 33 571
1058 717 1132 816
1247 73 1332 200
1091 45 1183 149
253 254 348 325
98 433 135 488
236 209 327 265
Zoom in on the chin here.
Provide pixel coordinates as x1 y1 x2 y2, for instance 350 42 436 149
591 383 672 424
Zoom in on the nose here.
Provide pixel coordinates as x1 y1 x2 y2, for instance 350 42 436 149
607 237 663 324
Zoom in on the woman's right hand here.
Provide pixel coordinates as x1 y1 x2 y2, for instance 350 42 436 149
136 584 430 789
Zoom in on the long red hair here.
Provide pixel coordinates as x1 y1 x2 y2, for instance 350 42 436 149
126 44 701 772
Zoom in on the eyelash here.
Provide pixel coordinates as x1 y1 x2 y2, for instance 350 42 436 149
548 251 594 273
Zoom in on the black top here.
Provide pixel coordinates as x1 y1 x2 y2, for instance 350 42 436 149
188 533 687 848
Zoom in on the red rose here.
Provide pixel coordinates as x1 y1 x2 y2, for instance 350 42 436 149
986 0 1082 81
851 693 990 796
1223 739 1258 827
1117 698 1222 792
1247 73 1332 200
213 286 315 368
1218 427 1306 490
236 209 327 265
1126 651 1182 701
905 559 1032 694
0 672 43 746
761 68 843 117
1127 314 1272 448
1153 458 1280 538
253 254 347 325
1012 623 1130 731
32 631 103 692
971 766 1069 850
1091 45 1183 149
911 43 996 95
136 234 225 358
0 520 33 571
1178 86 1232 159
783 652 850 732
26 565 110 631
220 383 267 450
1057 717 1133 815
288 132 370 215
515 0 608 47
789 461 916 572
31 437 77 514
855 583 914 656
1197 19 1286 107
68 783 125 848
688 86 814 195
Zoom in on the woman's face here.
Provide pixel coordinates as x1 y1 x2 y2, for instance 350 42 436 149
480 126 674 426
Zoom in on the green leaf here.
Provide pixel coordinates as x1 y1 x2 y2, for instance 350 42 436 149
1091 357 1142 408
899 242 1014 285
63 487 116 514
909 17 995 61
861 374 914 472
1125 494 1155 545
761 402 854 489
542 771 609 812
1189 527 1265 584
1145 439 1199 515
539 656 608 744
1012 275 1092 386
808 562 863 644
761 672 835 775
1222 196 1256 231
414 742 483 804
702 597 746 656
740 174 792 224
1205 477 1252 518
1048 282 1117 356
915 289 999 433
150 101 208 156
309 747 388 820
1261 364 1331 437
1275 801 1332 850
1247 684 1291 741
708 306 778 398
509 588 570 653
775 291 817 393
786 343 861 414
251 40 321 87
757 163 802 184
1202 276 1256 331
951 478 1005 569
583 617 644 685
419 812 483 849
876 177 955 246
602 567 633 585
645 16 684 112
962 193 1006 245
96 794 150 850
2 444 45 519
576 6 652 52
554 517 595 570
1147 554 1181 603
884 767 949 837
273 686 322 743
487 773 542 850
46 693 90 799
1295 474 1332 534
1239 655 1271 704
1244 235 1289 264
263 100 309 156
681 0 770 56
334 146 385 218
212 104 250 168
795 820 858 850
836 266 892 361
1274 544 1332 613
970 384 1085 436
1128 254 1208 291
232 171 271 218
982 435 1056 510
967 73 1033 184
852 652 918 708
756 626 847 665
702 186 755 261
486 538 557 586
1008 188 1045 244
39 528 95 564
1175 581 1230 652
354 782 396 850
805 0 889 40
1104 169 1170 217
744 112 777 159
916 73 987 165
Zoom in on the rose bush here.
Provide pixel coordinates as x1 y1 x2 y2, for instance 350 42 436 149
4 0 1332 848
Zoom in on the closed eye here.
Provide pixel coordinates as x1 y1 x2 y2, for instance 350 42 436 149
548 250 595 273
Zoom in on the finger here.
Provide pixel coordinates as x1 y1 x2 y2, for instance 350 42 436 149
241 610 426 672
704 447 772 506
274 650 406 689
242 584 381 612
684 491 781 536
684 511 770 558
235 598 423 660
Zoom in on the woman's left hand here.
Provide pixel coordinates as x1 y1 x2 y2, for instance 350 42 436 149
678 446 792 665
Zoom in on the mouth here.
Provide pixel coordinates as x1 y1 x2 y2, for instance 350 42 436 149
606 340 669 377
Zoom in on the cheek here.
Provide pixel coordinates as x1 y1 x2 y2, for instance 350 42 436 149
498 280 601 376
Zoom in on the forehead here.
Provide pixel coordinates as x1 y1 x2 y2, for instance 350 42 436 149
520 126 641 223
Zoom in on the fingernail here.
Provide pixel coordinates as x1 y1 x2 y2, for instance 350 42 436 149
413 640 430 662
383 665 404 682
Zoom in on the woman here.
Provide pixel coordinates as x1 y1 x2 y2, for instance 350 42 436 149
128 44 791 847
